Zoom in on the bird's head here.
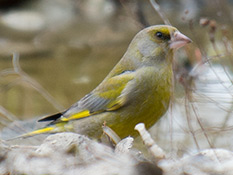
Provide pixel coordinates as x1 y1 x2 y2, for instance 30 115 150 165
132 25 192 63
147 25 191 49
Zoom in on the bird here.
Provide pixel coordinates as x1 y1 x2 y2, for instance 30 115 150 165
19 25 191 140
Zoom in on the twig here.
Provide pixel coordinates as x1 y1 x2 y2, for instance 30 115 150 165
149 0 171 25
135 123 166 161
184 92 200 150
12 53 64 111
0 105 17 122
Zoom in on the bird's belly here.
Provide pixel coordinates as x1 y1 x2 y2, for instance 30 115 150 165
110 86 171 138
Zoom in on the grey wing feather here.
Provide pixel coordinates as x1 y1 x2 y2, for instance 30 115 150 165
63 92 110 117
63 70 136 117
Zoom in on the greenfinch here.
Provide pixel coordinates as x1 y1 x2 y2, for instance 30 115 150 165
22 25 191 139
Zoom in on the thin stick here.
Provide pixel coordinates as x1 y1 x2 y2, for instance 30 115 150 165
12 53 64 111
149 0 171 25
0 105 17 121
135 123 166 161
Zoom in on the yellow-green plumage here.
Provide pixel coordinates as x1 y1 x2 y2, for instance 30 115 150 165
21 25 191 139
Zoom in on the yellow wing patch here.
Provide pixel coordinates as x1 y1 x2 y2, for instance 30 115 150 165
106 96 126 111
61 110 91 122
95 72 134 99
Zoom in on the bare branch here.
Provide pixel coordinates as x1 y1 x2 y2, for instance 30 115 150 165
149 0 171 25
11 53 64 111
0 105 17 122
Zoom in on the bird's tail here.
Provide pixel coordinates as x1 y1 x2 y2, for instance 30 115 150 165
6 121 71 141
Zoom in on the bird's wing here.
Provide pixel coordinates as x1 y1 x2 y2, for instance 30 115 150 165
53 71 135 122
19 71 135 138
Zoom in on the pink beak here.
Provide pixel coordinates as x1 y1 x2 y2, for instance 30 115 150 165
169 31 192 49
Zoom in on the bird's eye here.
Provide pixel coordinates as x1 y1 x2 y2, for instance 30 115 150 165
155 32 163 39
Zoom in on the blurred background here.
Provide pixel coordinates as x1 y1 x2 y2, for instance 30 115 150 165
0 0 232 156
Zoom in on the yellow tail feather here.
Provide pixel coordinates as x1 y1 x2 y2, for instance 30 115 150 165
5 127 55 141
6 122 73 141
21 127 55 137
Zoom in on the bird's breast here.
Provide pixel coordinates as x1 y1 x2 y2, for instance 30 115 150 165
108 65 173 137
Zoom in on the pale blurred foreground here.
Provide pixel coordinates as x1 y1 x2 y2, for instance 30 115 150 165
0 123 233 175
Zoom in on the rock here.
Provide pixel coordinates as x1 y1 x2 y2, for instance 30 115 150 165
0 11 45 32
1 133 142 175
